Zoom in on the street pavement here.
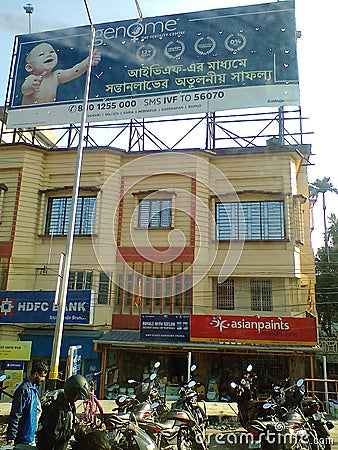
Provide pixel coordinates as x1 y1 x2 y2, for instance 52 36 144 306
1 399 338 449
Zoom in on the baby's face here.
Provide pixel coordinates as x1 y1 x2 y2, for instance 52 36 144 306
26 43 58 74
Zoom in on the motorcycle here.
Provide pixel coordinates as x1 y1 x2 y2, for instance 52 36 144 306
162 364 208 450
229 365 330 450
259 378 334 450
104 412 158 450
288 379 334 450
111 363 208 450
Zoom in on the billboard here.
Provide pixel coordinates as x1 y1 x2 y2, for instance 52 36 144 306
140 314 190 341
7 1 299 128
190 315 317 346
0 290 93 325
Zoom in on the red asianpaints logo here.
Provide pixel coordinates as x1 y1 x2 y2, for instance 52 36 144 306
190 315 317 346
0 298 15 316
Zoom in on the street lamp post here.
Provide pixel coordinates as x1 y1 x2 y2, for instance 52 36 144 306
23 3 34 33
48 2 95 386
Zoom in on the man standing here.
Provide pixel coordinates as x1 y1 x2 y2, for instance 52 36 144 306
6 360 49 446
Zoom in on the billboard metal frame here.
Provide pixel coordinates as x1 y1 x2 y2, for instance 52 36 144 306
1 106 312 153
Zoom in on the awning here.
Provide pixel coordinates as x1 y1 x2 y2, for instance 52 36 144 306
20 329 103 359
94 330 319 354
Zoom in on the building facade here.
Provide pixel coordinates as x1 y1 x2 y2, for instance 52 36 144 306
0 140 318 399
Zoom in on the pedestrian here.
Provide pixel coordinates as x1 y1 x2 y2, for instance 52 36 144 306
36 374 90 450
6 360 49 446
71 430 111 450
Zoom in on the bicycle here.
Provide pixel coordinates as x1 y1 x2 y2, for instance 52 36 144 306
80 371 105 429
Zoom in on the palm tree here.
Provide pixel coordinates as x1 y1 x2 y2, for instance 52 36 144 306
309 177 338 261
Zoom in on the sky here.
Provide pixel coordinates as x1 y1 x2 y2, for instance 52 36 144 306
0 0 337 252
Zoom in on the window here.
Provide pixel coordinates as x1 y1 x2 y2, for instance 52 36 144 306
250 279 272 311
216 201 285 240
45 196 96 235
68 271 92 290
216 278 235 310
138 199 172 228
98 272 111 305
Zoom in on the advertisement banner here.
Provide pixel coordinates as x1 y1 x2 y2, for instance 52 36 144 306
190 315 317 346
7 1 299 128
0 290 93 325
140 314 190 341
0 341 31 360
2 369 24 399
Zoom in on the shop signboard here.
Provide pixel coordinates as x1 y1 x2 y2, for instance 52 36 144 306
0 341 31 360
66 345 82 378
7 1 299 128
140 314 190 342
190 315 317 346
0 290 93 325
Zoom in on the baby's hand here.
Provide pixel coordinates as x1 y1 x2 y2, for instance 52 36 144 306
92 48 101 66
26 73 45 92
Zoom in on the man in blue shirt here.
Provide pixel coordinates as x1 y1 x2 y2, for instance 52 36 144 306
6 360 49 446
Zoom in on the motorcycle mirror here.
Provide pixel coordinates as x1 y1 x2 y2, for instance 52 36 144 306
150 373 157 381
230 382 237 389
154 361 160 369
188 380 196 388
246 364 253 372
190 364 197 372
151 401 159 409
263 402 272 409
296 378 304 387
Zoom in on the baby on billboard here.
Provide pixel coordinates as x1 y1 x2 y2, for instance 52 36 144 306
21 42 101 105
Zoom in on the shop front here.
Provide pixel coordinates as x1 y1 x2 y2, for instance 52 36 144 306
94 313 319 400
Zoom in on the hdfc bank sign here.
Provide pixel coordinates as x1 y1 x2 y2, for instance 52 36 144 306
190 315 317 346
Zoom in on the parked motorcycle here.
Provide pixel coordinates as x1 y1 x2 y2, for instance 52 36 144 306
104 412 158 450
169 366 208 450
287 379 334 450
229 365 334 450
259 378 334 450
112 363 208 450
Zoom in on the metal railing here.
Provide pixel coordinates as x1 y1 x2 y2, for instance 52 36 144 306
304 378 338 413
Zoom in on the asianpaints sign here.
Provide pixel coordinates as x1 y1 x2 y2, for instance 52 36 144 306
190 315 317 346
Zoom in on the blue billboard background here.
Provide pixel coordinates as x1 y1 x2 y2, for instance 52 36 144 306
7 1 299 127
0 290 93 324
140 314 190 342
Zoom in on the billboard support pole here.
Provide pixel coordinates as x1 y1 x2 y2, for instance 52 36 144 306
48 6 95 386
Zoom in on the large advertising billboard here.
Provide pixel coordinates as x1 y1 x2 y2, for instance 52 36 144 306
7 1 299 128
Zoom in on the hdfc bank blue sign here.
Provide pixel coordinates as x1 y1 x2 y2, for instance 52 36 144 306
0 290 93 325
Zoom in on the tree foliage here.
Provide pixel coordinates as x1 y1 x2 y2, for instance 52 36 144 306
315 214 338 336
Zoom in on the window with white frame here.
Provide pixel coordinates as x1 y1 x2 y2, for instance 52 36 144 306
250 279 272 311
98 272 112 305
68 271 92 290
216 201 285 240
45 196 96 235
138 198 172 228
